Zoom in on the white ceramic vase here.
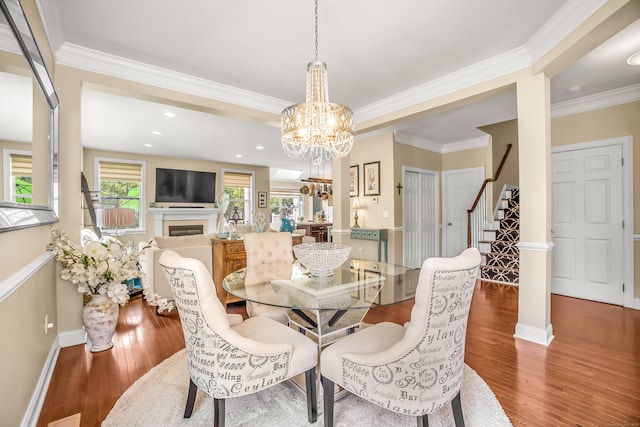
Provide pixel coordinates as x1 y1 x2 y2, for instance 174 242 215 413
82 293 119 352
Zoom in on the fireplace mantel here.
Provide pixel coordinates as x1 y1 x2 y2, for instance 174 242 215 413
149 207 219 236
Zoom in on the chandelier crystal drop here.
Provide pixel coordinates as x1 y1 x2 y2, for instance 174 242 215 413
281 0 354 165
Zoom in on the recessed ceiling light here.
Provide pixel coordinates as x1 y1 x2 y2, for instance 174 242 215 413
144 143 153 147
568 85 582 93
235 154 243 158
627 51 640 65
256 145 264 150
164 112 176 118
152 130 162 135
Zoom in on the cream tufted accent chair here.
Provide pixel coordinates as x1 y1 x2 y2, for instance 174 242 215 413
242 232 294 324
159 250 318 426
320 247 481 427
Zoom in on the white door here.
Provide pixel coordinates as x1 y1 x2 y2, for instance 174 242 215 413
552 144 624 305
403 168 438 268
442 168 484 257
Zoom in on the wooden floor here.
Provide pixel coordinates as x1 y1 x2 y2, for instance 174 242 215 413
37 281 640 426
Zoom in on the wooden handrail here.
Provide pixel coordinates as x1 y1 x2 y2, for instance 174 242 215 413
467 143 512 247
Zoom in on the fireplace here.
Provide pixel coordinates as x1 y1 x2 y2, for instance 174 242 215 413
149 207 219 236
168 224 204 236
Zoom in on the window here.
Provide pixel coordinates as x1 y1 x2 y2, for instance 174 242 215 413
223 170 253 224
270 189 304 223
2 149 32 204
95 158 146 233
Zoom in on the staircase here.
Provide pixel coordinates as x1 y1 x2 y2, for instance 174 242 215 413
478 188 519 285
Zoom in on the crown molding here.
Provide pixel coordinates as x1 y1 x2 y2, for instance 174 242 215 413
394 131 489 154
355 46 531 124
441 135 490 153
35 0 64 55
551 83 640 118
55 42 290 114
394 131 443 153
525 0 607 63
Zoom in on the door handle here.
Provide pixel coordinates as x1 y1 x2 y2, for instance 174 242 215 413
447 223 452 226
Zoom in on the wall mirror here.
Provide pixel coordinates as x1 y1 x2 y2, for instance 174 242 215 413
0 0 58 232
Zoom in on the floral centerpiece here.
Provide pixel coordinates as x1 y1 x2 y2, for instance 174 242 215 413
48 227 139 306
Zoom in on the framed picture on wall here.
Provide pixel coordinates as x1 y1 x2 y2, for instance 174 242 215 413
349 165 359 197
258 191 267 208
363 161 380 196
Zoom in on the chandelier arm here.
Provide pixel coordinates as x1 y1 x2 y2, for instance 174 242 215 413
314 0 318 61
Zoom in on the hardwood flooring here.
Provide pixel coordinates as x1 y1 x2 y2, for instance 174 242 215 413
37 281 640 426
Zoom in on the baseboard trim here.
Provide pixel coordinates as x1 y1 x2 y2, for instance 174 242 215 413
635 298 640 310
20 336 60 427
58 329 86 348
514 322 554 346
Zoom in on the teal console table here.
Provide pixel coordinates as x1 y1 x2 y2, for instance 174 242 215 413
350 228 388 262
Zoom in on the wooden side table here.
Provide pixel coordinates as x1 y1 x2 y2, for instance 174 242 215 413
350 228 388 262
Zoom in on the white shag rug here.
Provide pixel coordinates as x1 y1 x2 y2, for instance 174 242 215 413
103 349 512 426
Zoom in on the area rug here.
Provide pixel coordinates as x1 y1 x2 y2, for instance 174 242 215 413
103 349 512 426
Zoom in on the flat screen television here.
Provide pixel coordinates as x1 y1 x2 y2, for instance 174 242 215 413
155 167 216 204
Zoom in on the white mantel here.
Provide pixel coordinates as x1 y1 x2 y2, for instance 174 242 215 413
149 207 219 236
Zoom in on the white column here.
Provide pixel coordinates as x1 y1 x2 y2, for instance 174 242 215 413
515 73 554 346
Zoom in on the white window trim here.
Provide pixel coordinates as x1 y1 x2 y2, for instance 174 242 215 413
94 156 147 234
3 148 32 203
221 168 255 220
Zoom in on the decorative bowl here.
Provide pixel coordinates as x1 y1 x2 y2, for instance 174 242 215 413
294 243 351 277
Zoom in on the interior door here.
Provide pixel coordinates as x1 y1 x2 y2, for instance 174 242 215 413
551 144 624 305
403 168 438 268
442 168 484 257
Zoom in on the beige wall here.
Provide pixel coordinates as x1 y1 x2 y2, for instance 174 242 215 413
480 119 520 207
83 148 270 245
0 1 59 424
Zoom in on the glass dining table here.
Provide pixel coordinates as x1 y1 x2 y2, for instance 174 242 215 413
222 258 421 349
223 258 420 398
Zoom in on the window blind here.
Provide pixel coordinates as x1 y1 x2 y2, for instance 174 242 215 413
270 189 300 198
99 161 142 182
224 172 251 188
11 153 32 176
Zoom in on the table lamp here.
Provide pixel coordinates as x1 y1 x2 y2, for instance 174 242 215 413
352 196 361 229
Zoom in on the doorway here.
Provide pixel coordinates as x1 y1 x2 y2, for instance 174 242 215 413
402 167 438 269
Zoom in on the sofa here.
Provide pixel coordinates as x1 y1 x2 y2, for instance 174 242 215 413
139 233 218 312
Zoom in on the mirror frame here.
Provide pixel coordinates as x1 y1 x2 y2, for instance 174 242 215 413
0 0 58 232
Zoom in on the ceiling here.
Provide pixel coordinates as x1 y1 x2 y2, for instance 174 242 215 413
6 1 640 180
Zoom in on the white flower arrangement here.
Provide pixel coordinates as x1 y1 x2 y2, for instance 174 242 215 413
48 227 140 306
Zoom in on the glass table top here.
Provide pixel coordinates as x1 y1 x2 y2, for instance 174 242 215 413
222 259 420 311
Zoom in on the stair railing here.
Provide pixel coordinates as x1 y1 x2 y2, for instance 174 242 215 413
467 143 512 248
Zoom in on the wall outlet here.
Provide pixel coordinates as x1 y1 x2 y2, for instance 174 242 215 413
383 211 389 218
372 197 378 204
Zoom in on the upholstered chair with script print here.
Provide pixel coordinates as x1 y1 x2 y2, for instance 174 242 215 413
242 232 294 323
159 250 318 427
320 247 481 427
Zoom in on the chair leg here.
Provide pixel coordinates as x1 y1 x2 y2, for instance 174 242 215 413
305 368 318 423
417 413 429 427
321 375 335 427
452 391 465 427
184 378 197 418
214 398 225 427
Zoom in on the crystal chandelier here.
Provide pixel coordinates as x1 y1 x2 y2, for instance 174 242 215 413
281 0 354 166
